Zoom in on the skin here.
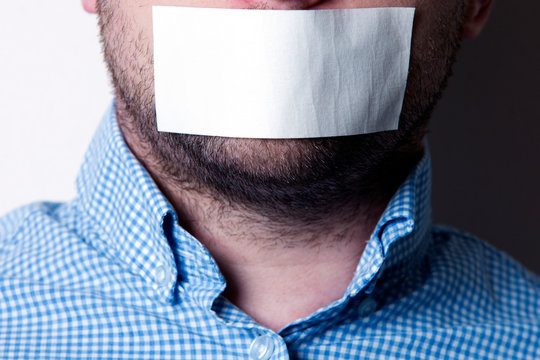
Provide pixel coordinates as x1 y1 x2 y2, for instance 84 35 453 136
82 0 493 332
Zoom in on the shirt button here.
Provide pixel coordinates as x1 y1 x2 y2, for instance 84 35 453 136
154 265 170 287
358 297 377 317
249 335 275 360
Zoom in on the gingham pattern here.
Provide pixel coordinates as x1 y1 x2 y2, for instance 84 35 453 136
1 104 539 359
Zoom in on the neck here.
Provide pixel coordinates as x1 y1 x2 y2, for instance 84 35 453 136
115 100 421 332
160 180 381 332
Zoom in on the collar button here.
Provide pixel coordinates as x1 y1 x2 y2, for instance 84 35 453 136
249 335 275 360
358 297 377 318
154 265 170 287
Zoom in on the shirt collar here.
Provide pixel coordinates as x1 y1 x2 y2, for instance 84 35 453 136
75 103 178 303
346 145 433 297
76 103 226 307
75 102 432 306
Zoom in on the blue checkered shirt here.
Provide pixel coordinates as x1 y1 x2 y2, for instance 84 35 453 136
1 104 539 359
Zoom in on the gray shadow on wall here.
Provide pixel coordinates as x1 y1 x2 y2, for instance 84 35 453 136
429 0 540 274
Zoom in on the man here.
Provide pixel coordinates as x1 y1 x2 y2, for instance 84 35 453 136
0 0 538 358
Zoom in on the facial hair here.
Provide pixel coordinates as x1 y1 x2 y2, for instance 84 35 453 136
97 1 464 226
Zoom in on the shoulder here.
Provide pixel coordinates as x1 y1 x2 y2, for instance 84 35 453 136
0 200 99 285
432 224 540 283
0 200 74 260
431 224 540 318
0 202 64 244
383 225 540 357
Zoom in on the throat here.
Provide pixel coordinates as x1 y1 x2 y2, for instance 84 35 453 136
139 147 387 331
224 253 364 332
221 247 363 332
161 182 382 332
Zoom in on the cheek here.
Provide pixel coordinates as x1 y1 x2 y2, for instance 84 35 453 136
116 1 156 52
122 0 239 55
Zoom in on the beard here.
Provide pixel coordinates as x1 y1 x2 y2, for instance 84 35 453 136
97 1 464 225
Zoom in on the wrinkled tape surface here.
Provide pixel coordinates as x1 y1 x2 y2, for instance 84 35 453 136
153 7 415 138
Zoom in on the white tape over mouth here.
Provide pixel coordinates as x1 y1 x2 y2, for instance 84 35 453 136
152 6 415 139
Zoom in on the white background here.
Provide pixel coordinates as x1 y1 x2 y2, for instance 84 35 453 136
0 1 111 216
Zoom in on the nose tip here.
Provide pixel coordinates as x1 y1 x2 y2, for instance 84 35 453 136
245 0 325 10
